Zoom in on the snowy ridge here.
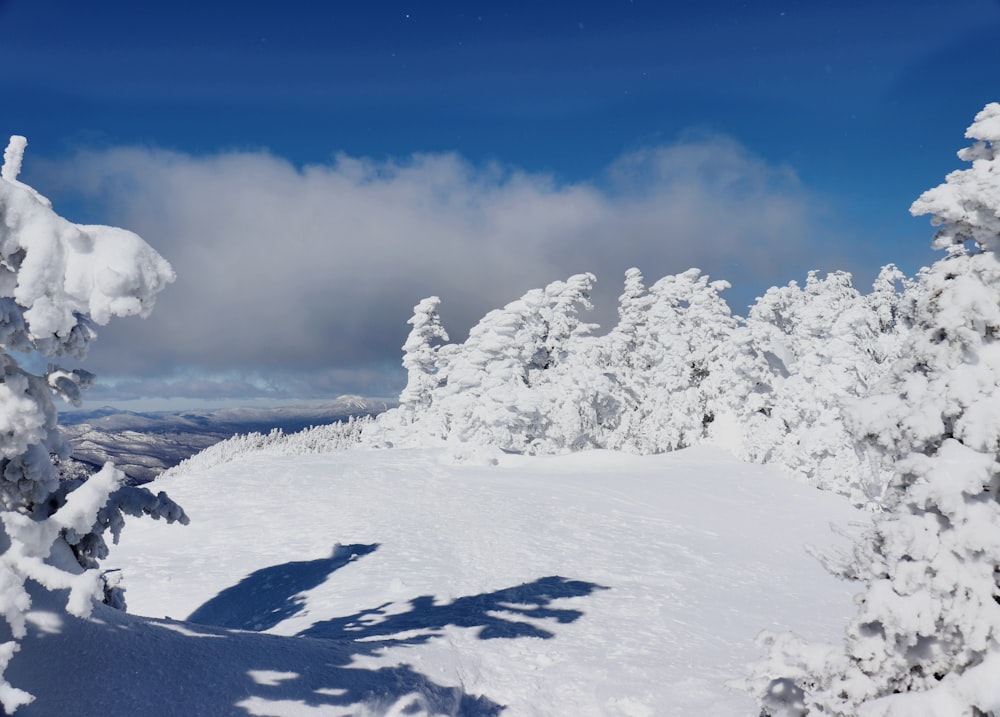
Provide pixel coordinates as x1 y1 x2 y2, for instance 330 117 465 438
61 397 391 434
162 415 373 479
61 398 390 483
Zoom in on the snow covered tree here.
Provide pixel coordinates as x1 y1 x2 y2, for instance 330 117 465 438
606 268 750 454
440 299 546 450
864 263 917 369
399 296 449 412
392 273 603 453
0 135 184 711
603 268 654 445
749 102 1000 716
740 268 915 503
518 273 621 452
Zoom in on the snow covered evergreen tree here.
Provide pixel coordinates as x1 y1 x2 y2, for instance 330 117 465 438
864 263 917 369
749 102 1000 716
742 270 906 503
603 268 656 449
521 273 623 452
399 296 449 412
607 268 749 454
424 273 602 452
0 136 184 711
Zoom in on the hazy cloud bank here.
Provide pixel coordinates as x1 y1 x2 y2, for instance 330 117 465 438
36 136 850 403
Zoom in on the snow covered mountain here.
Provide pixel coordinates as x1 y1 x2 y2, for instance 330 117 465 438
59 397 392 482
6 443 865 716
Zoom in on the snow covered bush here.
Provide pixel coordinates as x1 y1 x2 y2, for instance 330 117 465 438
164 415 374 478
748 102 1000 716
605 267 758 454
0 135 184 711
741 268 914 504
371 273 611 452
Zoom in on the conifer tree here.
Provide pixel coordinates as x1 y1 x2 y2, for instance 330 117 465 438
0 136 184 712
749 102 1000 717
609 268 741 453
743 271 894 502
399 296 449 412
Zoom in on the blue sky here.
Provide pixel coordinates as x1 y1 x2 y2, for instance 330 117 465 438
2 0 999 408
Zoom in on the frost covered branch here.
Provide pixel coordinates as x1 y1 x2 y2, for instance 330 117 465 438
1 136 26 182
747 101 1000 716
0 135 180 712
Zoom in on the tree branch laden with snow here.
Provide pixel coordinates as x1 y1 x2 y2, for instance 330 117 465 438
0 135 185 712
748 101 1000 716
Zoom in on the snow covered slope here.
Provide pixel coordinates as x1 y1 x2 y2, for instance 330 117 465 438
58 398 391 482
18 445 862 716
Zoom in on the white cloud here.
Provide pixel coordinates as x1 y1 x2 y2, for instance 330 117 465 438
35 136 847 401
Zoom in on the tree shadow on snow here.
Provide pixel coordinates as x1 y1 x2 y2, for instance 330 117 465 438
298 575 607 647
187 543 378 631
167 546 607 716
12 604 505 717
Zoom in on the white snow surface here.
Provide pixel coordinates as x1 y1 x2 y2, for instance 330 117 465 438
20 445 861 716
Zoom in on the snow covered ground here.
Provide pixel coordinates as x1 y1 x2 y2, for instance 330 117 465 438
18 445 863 716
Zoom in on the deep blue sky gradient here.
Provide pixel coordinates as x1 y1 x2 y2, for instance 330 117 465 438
6 1 998 226
2 0 999 405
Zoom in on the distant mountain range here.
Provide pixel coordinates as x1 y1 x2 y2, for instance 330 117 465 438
59 396 392 483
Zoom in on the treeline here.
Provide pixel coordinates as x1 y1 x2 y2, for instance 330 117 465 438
361 264 917 507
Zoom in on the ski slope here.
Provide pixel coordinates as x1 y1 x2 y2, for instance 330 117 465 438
18 445 863 716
